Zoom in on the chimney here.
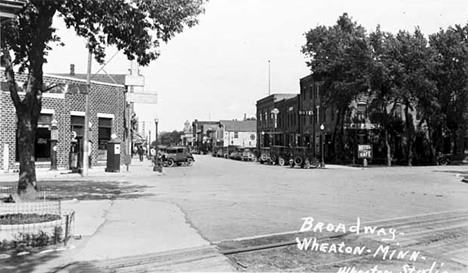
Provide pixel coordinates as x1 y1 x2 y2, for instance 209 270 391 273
70 64 75 76
244 113 247 121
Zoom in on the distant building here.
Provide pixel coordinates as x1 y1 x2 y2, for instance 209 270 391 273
180 120 193 146
216 119 257 148
192 120 219 153
256 93 298 148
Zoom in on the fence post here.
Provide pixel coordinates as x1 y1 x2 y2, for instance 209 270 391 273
64 214 69 246
58 200 62 216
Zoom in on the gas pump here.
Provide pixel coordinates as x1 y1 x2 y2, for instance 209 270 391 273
70 132 79 172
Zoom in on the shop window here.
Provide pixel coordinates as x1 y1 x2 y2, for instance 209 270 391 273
98 118 112 150
16 114 52 162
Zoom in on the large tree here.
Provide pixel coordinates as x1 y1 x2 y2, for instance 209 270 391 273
302 13 371 160
429 24 468 155
1 0 206 197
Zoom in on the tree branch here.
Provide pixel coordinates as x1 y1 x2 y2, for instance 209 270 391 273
2 49 22 110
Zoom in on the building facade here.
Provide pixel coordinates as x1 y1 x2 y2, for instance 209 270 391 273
0 69 127 172
256 94 298 148
180 120 193 146
191 120 219 153
216 120 256 148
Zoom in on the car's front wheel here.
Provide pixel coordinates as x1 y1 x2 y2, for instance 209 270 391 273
279 157 286 166
167 158 175 167
187 158 194 166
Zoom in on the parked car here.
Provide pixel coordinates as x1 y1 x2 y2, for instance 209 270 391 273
164 146 194 167
240 148 255 161
289 147 319 169
270 146 292 166
257 147 271 164
229 149 242 160
225 145 240 159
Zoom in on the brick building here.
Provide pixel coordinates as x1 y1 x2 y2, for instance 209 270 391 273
191 120 219 153
256 93 298 148
0 68 127 172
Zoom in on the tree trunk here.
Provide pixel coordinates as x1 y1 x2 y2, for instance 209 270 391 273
17 112 38 196
427 122 436 164
331 107 342 161
404 101 414 166
385 128 392 167
3 2 56 198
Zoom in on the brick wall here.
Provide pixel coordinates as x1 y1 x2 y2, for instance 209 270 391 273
0 72 126 171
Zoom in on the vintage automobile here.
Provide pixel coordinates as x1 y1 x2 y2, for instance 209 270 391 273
229 148 243 161
240 148 255 161
163 146 194 167
212 147 220 157
270 146 293 166
257 147 271 164
225 145 240 159
289 147 320 169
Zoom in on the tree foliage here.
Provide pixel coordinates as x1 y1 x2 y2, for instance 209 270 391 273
1 0 206 196
159 130 184 146
302 13 371 160
302 14 468 165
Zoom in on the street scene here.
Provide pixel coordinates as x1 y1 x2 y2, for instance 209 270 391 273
1 0 468 272
1 156 468 272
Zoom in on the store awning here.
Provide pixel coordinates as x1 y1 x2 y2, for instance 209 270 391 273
132 131 146 144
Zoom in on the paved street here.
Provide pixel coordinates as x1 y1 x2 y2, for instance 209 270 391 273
131 155 468 243
1 156 467 272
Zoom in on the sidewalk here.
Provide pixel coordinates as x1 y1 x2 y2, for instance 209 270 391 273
8 159 236 272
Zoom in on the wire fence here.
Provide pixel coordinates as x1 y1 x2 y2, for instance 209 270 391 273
0 187 70 202
0 197 75 251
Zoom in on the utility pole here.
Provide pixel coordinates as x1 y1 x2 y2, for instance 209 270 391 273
83 48 92 176
268 60 271 96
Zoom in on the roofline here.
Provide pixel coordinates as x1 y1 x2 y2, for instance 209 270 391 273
47 73 125 87
0 68 125 88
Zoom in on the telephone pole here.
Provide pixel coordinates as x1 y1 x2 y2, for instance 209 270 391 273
82 48 92 176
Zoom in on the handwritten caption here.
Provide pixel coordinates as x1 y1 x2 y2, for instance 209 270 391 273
296 217 449 273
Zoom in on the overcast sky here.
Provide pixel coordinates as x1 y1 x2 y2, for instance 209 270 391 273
44 0 468 133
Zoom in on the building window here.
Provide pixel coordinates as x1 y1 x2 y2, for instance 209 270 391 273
395 104 402 119
36 114 52 161
316 84 320 99
17 114 52 162
309 85 313 99
71 116 85 138
357 103 366 122
98 118 112 150
234 131 239 138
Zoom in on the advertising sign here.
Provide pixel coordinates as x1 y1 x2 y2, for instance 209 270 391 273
358 144 372 159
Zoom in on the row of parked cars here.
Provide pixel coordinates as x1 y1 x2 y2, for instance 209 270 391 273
212 146 322 169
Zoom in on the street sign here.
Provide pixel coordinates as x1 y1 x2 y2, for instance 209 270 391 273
299 110 314 116
125 75 145 86
126 92 158 104
358 144 373 159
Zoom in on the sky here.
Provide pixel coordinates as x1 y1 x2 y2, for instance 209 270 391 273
43 0 468 133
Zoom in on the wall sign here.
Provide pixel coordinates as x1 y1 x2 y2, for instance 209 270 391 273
358 144 372 159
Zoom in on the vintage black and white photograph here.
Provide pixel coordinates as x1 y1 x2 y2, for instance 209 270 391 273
0 0 467 272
